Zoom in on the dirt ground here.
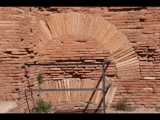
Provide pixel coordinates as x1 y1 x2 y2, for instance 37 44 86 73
47 108 160 114
105 110 160 114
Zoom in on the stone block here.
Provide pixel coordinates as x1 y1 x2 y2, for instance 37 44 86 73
0 102 17 113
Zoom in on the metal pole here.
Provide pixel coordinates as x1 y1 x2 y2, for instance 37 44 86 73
25 88 106 92
102 62 105 114
24 62 111 114
24 62 110 66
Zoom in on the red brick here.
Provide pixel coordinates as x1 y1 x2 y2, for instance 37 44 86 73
1 7 160 113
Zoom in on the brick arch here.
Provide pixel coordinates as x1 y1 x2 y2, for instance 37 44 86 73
37 12 140 78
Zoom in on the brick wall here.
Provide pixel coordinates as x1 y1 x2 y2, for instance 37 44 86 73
0 7 160 113
0 7 40 113
104 7 160 111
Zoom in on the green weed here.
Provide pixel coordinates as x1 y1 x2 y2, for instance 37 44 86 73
37 74 44 84
112 98 134 111
30 99 52 113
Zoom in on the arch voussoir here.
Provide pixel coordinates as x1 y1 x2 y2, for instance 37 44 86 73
36 12 140 106
38 12 140 78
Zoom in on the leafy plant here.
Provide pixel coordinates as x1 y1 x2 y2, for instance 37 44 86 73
37 74 44 84
30 99 52 113
112 98 133 111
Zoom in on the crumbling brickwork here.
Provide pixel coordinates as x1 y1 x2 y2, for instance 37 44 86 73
0 7 160 113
